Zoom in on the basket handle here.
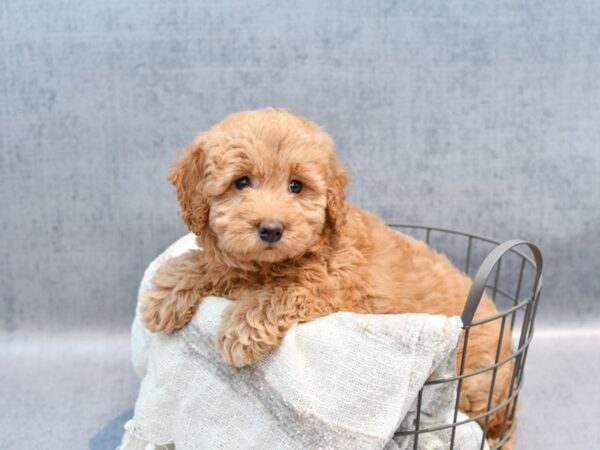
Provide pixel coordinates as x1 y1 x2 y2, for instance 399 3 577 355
461 240 543 327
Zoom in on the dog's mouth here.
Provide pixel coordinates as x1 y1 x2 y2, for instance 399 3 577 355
258 241 295 260
263 242 279 251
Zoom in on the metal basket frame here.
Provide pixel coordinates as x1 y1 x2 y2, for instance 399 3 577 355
389 225 543 450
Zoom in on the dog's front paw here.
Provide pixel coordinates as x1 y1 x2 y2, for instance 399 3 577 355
215 307 273 367
141 287 198 334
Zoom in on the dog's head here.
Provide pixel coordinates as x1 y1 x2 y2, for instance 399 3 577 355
170 108 348 264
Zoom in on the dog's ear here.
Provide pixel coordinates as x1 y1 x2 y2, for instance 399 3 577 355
326 160 349 230
169 136 209 235
321 133 348 231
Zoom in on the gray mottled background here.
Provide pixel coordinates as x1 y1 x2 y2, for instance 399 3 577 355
1 1 599 449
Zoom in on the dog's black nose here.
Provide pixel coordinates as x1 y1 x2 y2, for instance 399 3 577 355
258 220 283 243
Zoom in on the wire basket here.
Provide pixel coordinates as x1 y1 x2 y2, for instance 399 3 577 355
389 225 543 450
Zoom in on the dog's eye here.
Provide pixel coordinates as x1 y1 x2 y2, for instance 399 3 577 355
288 180 303 194
234 176 252 190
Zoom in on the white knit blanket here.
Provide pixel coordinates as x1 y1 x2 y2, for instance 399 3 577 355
120 234 489 450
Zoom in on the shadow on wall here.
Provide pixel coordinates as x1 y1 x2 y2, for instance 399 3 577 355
89 409 133 450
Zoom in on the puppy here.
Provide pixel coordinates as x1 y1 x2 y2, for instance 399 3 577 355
142 108 514 447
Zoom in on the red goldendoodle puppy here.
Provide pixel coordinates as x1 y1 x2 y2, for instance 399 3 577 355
141 108 514 447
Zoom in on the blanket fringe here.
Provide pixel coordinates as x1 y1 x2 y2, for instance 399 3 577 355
117 420 174 450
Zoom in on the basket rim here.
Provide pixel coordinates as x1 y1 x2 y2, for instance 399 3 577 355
388 223 540 269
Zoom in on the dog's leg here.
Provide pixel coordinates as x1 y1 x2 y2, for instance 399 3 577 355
141 249 208 333
457 323 516 447
216 287 333 367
